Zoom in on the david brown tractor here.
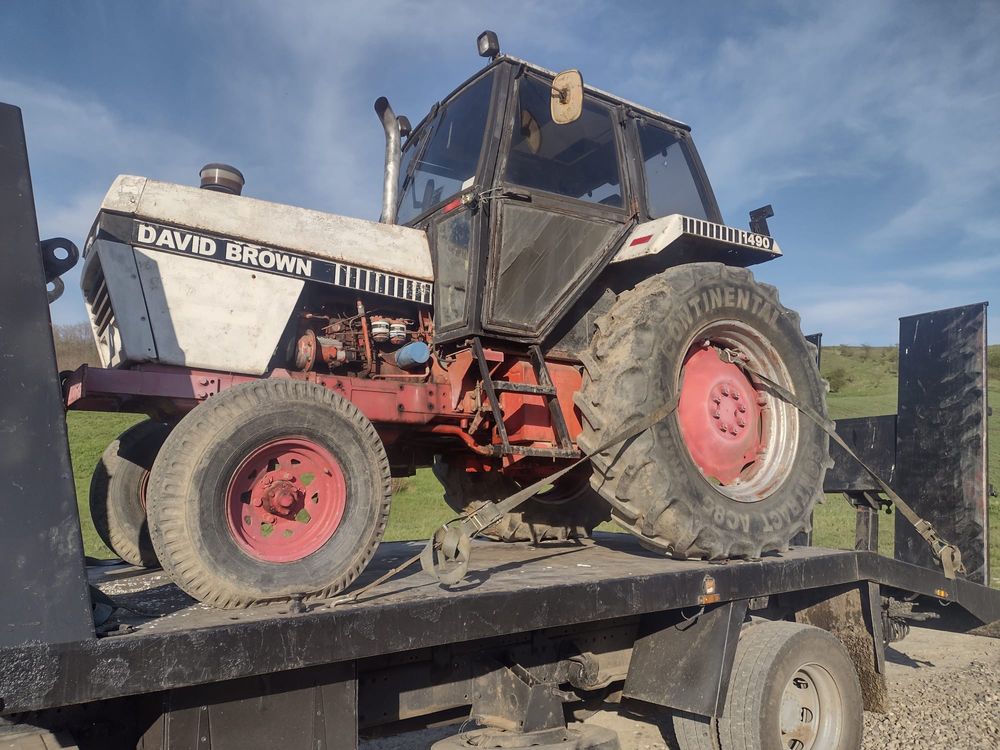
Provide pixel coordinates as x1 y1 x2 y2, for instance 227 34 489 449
70 32 830 607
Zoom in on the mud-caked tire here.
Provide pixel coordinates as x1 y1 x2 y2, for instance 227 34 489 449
575 262 831 559
146 379 392 608
433 458 610 543
89 420 171 567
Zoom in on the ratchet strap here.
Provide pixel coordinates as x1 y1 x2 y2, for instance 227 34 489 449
328 391 680 606
419 391 682 584
332 347 963 608
724 349 965 580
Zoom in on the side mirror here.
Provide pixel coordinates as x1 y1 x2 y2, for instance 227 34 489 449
397 115 412 139
551 70 584 125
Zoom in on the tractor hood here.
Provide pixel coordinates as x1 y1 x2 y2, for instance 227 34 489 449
92 175 433 281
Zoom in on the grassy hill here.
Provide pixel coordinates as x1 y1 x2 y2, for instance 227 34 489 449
67 344 999 586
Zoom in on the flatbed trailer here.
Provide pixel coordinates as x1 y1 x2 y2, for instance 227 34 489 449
2 537 999 749
2 103 999 749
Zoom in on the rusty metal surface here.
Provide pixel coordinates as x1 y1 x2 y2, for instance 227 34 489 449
894 303 990 584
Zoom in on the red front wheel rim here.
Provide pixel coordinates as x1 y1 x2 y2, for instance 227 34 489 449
225 437 347 563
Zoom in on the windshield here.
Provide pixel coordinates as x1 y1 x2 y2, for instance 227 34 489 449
397 72 495 225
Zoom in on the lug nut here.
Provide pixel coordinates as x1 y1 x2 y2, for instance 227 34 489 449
720 423 729 432
732 391 740 400
252 497 263 507
263 514 275 524
737 417 746 427
721 385 730 396
713 410 721 419
738 404 747 413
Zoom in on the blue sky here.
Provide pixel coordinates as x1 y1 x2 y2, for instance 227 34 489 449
4 1 998 343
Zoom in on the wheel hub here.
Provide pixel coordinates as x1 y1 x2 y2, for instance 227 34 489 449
780 670 820 749
678 346 764 485
226 437 347 563
258 474 302 517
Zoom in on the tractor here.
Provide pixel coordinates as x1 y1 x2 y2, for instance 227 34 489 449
70 31 830 607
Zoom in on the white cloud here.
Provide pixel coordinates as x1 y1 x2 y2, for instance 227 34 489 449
614 2 1000 247
789 281 954 344
184 0 573 217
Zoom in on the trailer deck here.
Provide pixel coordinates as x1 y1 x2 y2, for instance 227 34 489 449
4 534 997 720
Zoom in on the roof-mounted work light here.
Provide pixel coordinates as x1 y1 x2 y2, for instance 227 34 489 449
477 30 500 60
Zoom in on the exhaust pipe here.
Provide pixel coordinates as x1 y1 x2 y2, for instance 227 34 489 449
375 97 400 224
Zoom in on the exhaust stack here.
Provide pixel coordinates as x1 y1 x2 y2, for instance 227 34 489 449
375 97 401 224
199 163 244 195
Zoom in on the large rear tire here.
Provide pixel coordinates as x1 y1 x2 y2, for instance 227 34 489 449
146 379 391 608
433 458 609 542
576 263 831 559
89 420 170 567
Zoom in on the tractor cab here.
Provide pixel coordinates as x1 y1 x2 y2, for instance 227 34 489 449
382 32 723 347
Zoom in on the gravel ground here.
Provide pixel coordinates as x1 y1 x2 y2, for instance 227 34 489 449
363 626 999 749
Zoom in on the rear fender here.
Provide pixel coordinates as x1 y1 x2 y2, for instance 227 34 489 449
611 214 782 268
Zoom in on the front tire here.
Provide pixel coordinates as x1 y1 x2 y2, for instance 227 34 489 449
89 420 170 567
146 379 391 608
576 263 831 559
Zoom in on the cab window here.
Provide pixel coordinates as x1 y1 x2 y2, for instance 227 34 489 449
637 122 709 219
397 72 494 225
505 76 623 208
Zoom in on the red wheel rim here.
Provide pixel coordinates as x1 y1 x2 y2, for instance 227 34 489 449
678 346 765 487
225 437 347 563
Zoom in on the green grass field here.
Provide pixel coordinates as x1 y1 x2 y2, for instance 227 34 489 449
69 344 999 587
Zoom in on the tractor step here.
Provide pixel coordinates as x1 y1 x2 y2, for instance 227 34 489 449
471 338 577 457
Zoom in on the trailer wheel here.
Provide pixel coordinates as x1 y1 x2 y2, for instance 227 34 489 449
146 379 391 608
678 621 862 750
576 263 831 559
89 420 170 567
433 458 609 542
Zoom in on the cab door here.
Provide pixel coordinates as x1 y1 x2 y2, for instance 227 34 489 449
481 73 633 341
396 69 504 345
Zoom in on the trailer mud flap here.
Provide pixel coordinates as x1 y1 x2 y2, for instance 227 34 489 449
623 599 747 717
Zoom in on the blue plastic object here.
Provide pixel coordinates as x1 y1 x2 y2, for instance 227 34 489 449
395 340 430 370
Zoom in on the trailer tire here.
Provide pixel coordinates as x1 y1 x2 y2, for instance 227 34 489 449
146 379 391 608
89 420 170 567
671 710 719 750
576 263 831 559
433 458 609 542
701 620 863 750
